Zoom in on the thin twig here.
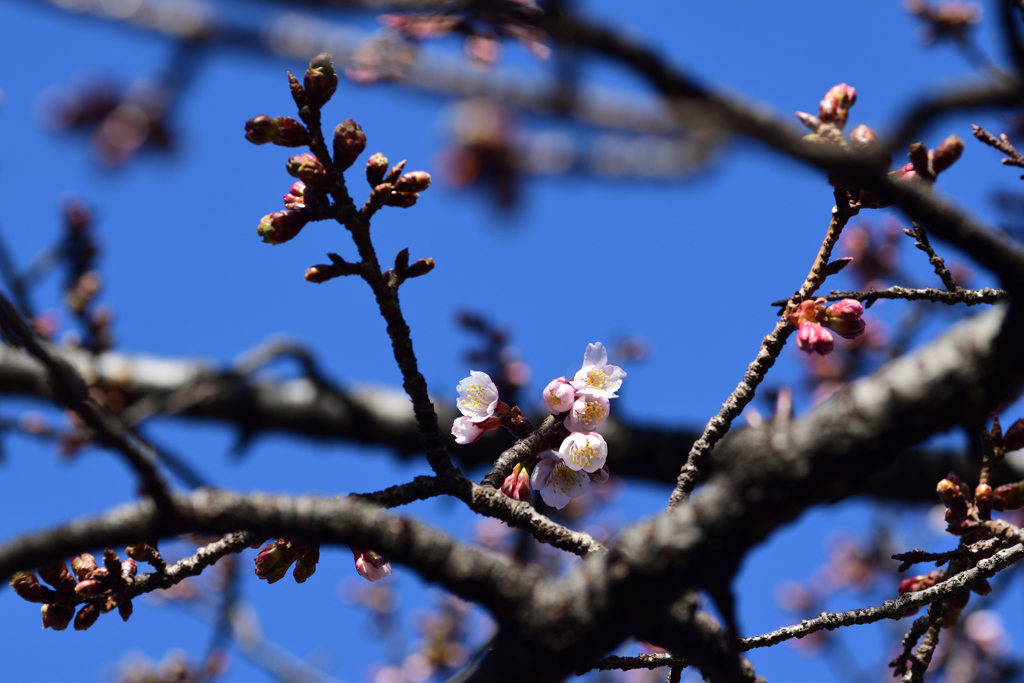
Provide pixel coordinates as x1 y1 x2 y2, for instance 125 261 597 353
667 195 857 509
0 293 176 512
771 286 1006 308
906 222 959 291
575 653 688 674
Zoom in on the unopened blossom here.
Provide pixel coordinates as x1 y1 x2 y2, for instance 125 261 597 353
588 465 610 483
530 449 589 509
796 322 834 356
500 462 531 502
542 377 575 414
564 394 610 433
572 342 626 398
353 548 392 582
788 297 827 327
823 298 865 339
452 415 500 445
818 83 857 129
559 432 608 472
456 371 500 419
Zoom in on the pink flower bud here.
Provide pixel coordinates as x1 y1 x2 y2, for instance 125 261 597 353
823 299 866 340
257 210 310 245
795 322 834 356
244 115 277 144
292 545 320 584
787 298 827 327
333 119 367 171
254 539 300 584
394 171 432 193
366 152 389 187
500 463 532 502
542 377 575 414
818 83 857 129
353 548 392 582
286 152 328 186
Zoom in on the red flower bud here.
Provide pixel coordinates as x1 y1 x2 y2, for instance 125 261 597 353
304 53 338 109
244 115 277 145
333 119 367 171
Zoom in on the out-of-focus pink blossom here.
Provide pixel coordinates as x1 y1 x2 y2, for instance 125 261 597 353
571 342 626 398
818 83 857 129
564 394 610 433
588 465 610 483
558 432 608 472
530 449 589 509
353 548 392 582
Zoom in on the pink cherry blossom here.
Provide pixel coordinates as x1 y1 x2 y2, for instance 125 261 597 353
530 450 589 509
558 432 608 472
542 377 575 414
823 298 866 340
353 548 392 582
564 394 610 433
571 342 626 398
456 371 499 419
796 321 834 356
452 415 500 445
500 462 531 502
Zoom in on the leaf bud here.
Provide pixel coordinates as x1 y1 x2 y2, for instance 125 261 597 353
849 124 878 149
272 117 311 147
304 53 338 109
405 257 435 279
384 192 419 208
37 560 77 593
908 142 932 179
287 72 307 110
385 159 407 184
118 599 134 622
931 134 964 174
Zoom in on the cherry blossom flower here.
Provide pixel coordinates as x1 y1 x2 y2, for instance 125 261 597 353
452 415 500 445
530 449 589 509
541 377 575 414
564 394 610 433
456 371 500 419
571 342 626 398
558 432 608 472
353 548 392 582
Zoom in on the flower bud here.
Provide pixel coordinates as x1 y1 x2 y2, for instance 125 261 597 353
975 483 993 516
121 559 137 580
818 83 857 129
333 119 367 171
126 541 159 564
37 560 77 593
118 598 134 622
244 115 277 145
293 545 320 584
795 322 834 356
931 134 964 174
788 298 827 326
41 604 75 631
74 603 101 631
283 181 306 210
850 124 878 149
501 463 531 501
394 171 432 193
257 210 310 245
353 548 392 582
303 53 338 109
272 117 311 147
286 152 328 186
937 476 969 517
74 579 106 598
366 153 389 187
10 572 53 603
254 539 301 584
70 554 98 582
102 549 121 575
823 299 865 340
993 481 1024 511
384 192 419 208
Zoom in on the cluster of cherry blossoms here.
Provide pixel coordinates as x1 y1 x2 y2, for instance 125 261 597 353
452 342 625 509
789 297 866 356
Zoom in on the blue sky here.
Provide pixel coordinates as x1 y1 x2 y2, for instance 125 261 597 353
1 1 1021 681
